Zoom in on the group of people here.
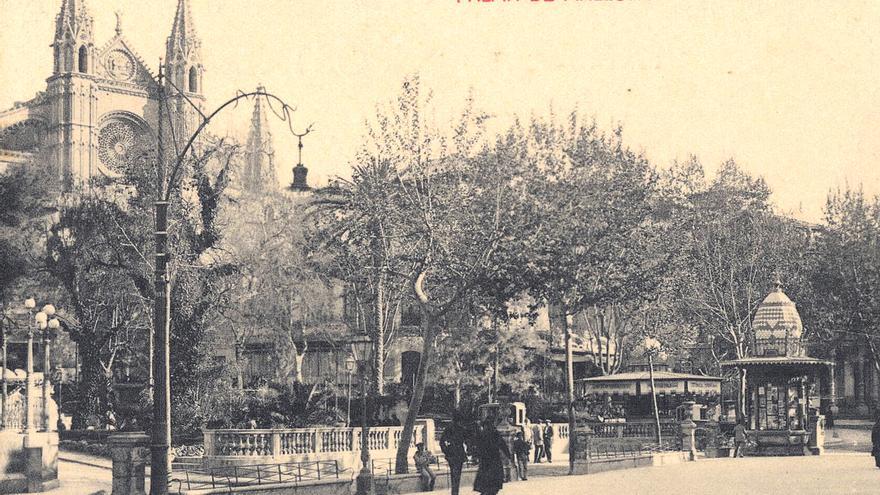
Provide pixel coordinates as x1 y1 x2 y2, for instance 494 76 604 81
416 413 557 495
433 412 512 495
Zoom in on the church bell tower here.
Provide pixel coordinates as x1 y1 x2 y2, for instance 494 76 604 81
48 0 98 188
164 0 205 141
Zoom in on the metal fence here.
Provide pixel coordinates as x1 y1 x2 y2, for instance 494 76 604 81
171 459 342 494
584 442 673 460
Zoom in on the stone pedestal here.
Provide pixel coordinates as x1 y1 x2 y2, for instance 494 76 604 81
808 414 825 455
574 427 593 462
679 419 696 461
109 432 149 495
23 431 59 493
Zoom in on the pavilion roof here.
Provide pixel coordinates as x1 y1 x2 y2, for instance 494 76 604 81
720 356 833 367
576 371 722 383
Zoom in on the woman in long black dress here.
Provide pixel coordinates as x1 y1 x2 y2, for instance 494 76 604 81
473 419 511 495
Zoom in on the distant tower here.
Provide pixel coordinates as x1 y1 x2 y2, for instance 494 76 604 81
52 0 95 75
242 86 277 194
164 0 204 140
48 0 98 187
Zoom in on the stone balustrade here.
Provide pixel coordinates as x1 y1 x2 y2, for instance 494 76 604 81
590 421 678 439
203 423 430 471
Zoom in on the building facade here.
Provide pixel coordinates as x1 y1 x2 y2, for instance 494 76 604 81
0 0 204 186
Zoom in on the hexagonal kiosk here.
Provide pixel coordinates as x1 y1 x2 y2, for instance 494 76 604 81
721 280 834 456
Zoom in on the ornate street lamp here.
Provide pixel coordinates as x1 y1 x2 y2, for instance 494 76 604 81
22 299 59 434
345 355 356 427
351 338 374 495
643 337 666 446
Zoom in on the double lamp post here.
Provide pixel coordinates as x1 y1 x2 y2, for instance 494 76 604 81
3 298 60 434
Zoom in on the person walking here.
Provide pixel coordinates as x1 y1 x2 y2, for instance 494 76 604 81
732 420 748 458
414 442 437 491
531 419 544 463
512 431 530 481
440 412 469 495
473 418 511 495
871 412 880 469
543 420 554 463
520 417 533 446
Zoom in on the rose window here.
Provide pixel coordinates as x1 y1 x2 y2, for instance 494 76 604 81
98 120 146 171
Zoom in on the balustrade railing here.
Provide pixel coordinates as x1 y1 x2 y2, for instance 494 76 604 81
752 337 803 357
589 421 678 439
205 425 427 459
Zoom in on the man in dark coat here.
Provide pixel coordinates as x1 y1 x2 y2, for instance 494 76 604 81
543 420 554 463
872 413 880 469
440 412 469 495
473 419 511 495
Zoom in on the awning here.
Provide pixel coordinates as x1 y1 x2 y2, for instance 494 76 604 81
578 371 722 396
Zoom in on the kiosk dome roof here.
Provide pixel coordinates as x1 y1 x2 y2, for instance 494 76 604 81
752 278 804 357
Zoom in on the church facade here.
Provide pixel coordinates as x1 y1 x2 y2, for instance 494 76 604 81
0 0 204 188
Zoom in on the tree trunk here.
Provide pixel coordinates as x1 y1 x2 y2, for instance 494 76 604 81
373 270 386 396
394 313 436 474
73 342 108 429
736 367 747 424
234 343 244 389
454 378 461 410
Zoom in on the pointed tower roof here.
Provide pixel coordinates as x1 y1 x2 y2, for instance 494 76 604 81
243 86 278 194
165 0 200 64
751 275 804 357
54 0 94 43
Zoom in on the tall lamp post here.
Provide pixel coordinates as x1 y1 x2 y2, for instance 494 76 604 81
643 337 665 446
351 339 374 495
147 67 300 494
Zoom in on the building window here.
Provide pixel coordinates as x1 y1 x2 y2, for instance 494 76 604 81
188 66 198 92
78 45 88 73
243 342 274 387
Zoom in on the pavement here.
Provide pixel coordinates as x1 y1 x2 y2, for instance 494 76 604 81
826 420 874 452
43 460 112 495
424 454 880 495
52 432 880 495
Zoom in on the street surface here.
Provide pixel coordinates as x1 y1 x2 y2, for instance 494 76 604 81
431 454 880 495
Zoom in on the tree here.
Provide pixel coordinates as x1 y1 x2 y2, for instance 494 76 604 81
316 76 531 474
810 187 880 374
433 301 547 409
42 136 242 432
509 114 668 473
0 162 52 300
45 192 150 427
215 192 341 391
660 158 813 419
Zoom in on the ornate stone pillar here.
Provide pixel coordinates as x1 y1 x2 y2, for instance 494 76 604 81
680 418 697 461
110 432 149 495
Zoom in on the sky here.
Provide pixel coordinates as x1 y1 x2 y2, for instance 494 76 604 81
1 0 878 222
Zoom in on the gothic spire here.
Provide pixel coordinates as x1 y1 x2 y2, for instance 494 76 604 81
165 0 202 74
53 0 94 74
54 0 93 44
243 86 278 194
